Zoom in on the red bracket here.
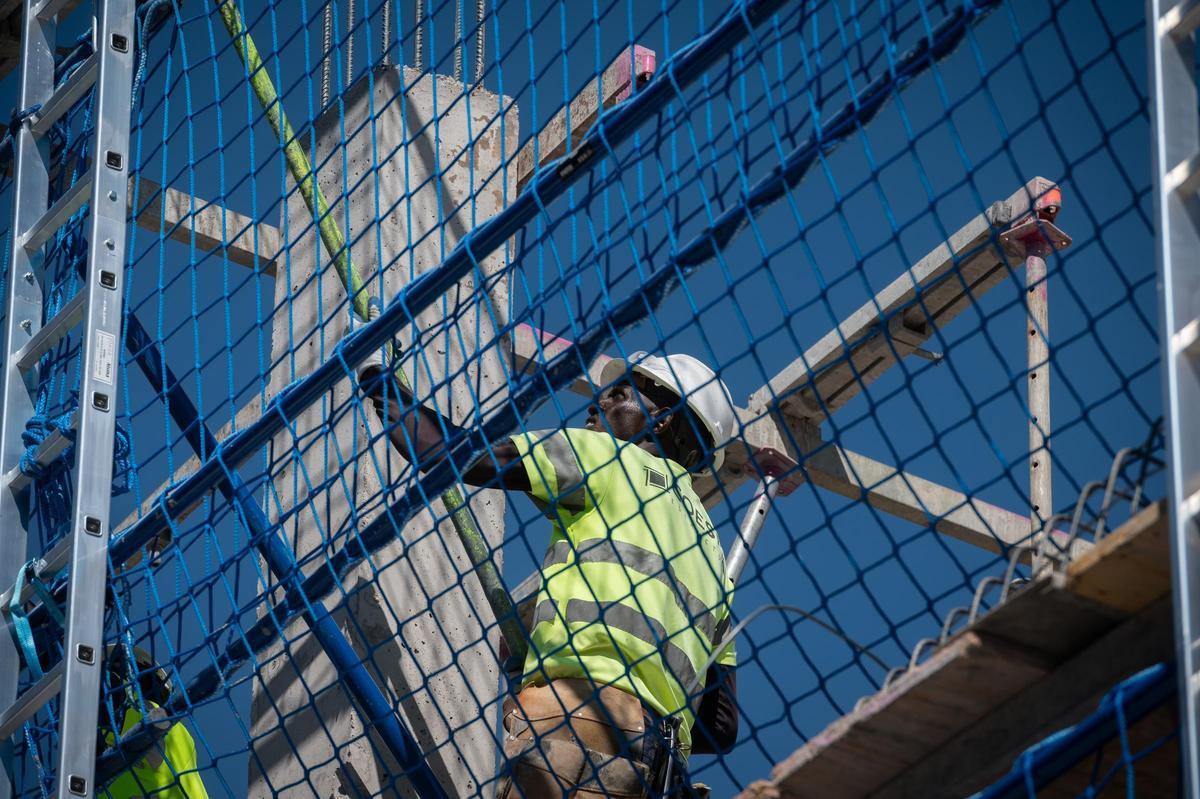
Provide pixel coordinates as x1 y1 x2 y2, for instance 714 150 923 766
748 446 802 497
999 186 1072 258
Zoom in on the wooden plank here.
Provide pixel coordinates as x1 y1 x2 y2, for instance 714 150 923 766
1061 501 1171 614
868 596 1175 799
767 632 1051 799
749 178 1059 423
514 46 656 193
745 502 1169 799
971 500 1169 657
971 578 1125 661
131 177 281 273
803 444 1081 557
510 322 609 397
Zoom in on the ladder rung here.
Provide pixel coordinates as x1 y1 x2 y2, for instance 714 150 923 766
6 428 73 495
0 663 63 740
30 0 74 21
14 292 85 372
1175 318 1200 360
0 536 71 612
29 53 98 138
21 175 92 253
1184 487 1200 521
1162 0 1200 39
1167 151 1200 198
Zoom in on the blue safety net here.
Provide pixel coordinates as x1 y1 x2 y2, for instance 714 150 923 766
974 664 1177 799
0 0 1169 797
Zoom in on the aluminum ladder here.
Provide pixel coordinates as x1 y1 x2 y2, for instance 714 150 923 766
0 0 135 796
1150 1 1200 798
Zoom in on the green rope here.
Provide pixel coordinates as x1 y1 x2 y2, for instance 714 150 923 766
213 0 527 664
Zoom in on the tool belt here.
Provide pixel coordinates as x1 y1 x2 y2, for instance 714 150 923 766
497 678 690 798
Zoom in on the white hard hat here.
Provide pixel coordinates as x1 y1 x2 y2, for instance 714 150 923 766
600 351 737 473
105 644 173 706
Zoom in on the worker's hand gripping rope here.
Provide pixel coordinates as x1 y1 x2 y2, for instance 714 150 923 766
356 296 389 380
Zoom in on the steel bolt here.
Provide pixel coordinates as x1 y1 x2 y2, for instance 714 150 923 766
22 271 33 284
19 319 31 333
108 190 118 201
105 238 115 251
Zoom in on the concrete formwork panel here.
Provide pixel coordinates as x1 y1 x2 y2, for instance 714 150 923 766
249 66 518 798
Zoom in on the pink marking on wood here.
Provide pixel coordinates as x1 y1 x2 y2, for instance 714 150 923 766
612 45 658 103
515 45 658 192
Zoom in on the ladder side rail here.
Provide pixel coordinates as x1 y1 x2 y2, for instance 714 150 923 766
0 3 55 797
53 0 135 794
1149 1 1200 797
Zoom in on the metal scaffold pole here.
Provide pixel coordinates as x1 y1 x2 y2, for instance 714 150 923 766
999 189 1071 570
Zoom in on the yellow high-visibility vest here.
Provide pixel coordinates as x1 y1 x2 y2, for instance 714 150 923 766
101 704 209 799
512 428 736 753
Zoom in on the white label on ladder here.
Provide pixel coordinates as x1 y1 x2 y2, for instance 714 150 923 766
93 329 116 384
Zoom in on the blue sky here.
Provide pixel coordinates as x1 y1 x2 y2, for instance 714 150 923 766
2 0 1164 796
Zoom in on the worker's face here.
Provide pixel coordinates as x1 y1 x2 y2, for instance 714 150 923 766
586 377 666 441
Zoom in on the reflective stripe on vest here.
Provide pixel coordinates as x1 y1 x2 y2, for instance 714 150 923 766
532 597 699 694
540 433 587 508
540 538 719 643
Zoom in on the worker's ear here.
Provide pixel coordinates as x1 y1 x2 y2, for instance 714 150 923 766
652 410 674 436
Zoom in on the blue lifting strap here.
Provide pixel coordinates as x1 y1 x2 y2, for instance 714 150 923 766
8 559 66 681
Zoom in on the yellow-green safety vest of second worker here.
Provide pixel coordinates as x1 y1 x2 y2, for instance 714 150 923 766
101 704 209 799
511 427 736 753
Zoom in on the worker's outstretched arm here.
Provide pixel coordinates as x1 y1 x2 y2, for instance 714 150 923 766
358 364 530 491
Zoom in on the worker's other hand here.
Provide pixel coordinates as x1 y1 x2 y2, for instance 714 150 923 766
356 296 390 391
357 346 386 390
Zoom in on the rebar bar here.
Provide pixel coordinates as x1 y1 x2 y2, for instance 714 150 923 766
453 0 463 80
346 0 355 85
381 0 392 65
474 0 485 82
414 0 424 68
321 2 333 106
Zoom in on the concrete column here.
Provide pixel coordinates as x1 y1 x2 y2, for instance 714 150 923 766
249 66 518 798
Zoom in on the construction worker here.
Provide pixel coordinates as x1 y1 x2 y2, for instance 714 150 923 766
98 645 209 799
359 347 740 797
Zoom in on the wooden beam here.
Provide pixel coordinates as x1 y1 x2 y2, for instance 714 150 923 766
749 178 1060 423
514 46 656 193
868 596 1174 799
803 444 1073 557
130 177 281 274
769 632 1054 799
509 322 609 396
969 502 1169 659
509 324 1051 555
750 501 1169 799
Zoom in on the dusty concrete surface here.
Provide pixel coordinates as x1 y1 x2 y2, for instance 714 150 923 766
249 66 518 798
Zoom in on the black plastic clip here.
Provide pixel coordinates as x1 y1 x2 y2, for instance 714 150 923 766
556 143 595 181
